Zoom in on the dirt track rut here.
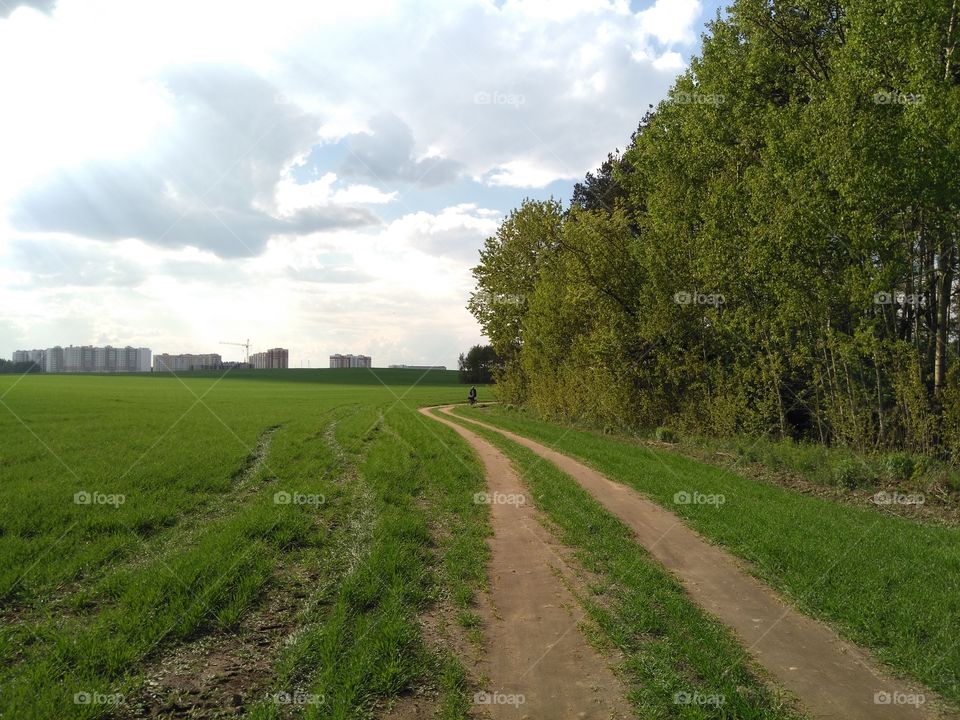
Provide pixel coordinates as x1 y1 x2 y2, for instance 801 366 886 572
420 406 632 719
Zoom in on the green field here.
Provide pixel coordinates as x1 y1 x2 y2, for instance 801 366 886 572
2 372 957 718
0 369 488 719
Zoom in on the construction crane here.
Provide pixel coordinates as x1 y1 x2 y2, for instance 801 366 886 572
219 339 251 363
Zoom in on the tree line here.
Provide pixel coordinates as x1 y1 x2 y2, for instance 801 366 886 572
469 0 960 458
458 344 499 384
0 360 43 374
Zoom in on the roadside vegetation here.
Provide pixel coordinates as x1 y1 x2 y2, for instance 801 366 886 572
498 400 960 522
456 344 499 385
676 433 960 517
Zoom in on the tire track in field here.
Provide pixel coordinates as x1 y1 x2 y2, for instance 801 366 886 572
420 406 633 720
21 425 283 616
0 421 301 719
1 424 285 640
439 406 955 720
113 420 293 719
120 414 356 718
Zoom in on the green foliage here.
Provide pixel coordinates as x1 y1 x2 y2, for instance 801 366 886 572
467 198 563 402
833 458 868 489
654 427 678 443
884 452 916 484
468 0 960 461
0 359 42 374
946 473 960 494
457 344 499 384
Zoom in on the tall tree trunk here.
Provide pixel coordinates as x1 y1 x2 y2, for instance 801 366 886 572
945 0 958 82
875 351 885 446
769 344 787 438
933 236 955 393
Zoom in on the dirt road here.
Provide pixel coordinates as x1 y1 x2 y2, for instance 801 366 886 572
420 406 633 719
437 406 951 720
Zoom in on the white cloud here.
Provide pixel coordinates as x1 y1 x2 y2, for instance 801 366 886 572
8 67 380 257
388 204 501 260
273 172 397 216
500 0 630 22
0 1 57 18
638 0 702 45
0 0 702 203
332 184 398 205
483 160 575 188
0 0 709 366
338 113 462 187
653 51 687 71
274 173 339 215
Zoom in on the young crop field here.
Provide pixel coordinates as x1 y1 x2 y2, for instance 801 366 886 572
2 372 957 719
0 370 488 719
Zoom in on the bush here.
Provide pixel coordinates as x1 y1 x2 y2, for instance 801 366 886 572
655 427 678 443
944 472 960 494
833 458 868 489
884 453 915 484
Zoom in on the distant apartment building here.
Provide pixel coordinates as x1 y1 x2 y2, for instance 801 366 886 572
12 349 46 368
250 348 289 369
19 345 152 373
93 345 150 372
330 353 372 369
153 353 223 372
44 346 63 373
388 364 447 370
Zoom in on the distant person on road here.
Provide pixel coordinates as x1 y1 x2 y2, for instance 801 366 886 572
468 386 477 405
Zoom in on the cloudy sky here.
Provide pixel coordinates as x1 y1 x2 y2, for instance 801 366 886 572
0 0 722 368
